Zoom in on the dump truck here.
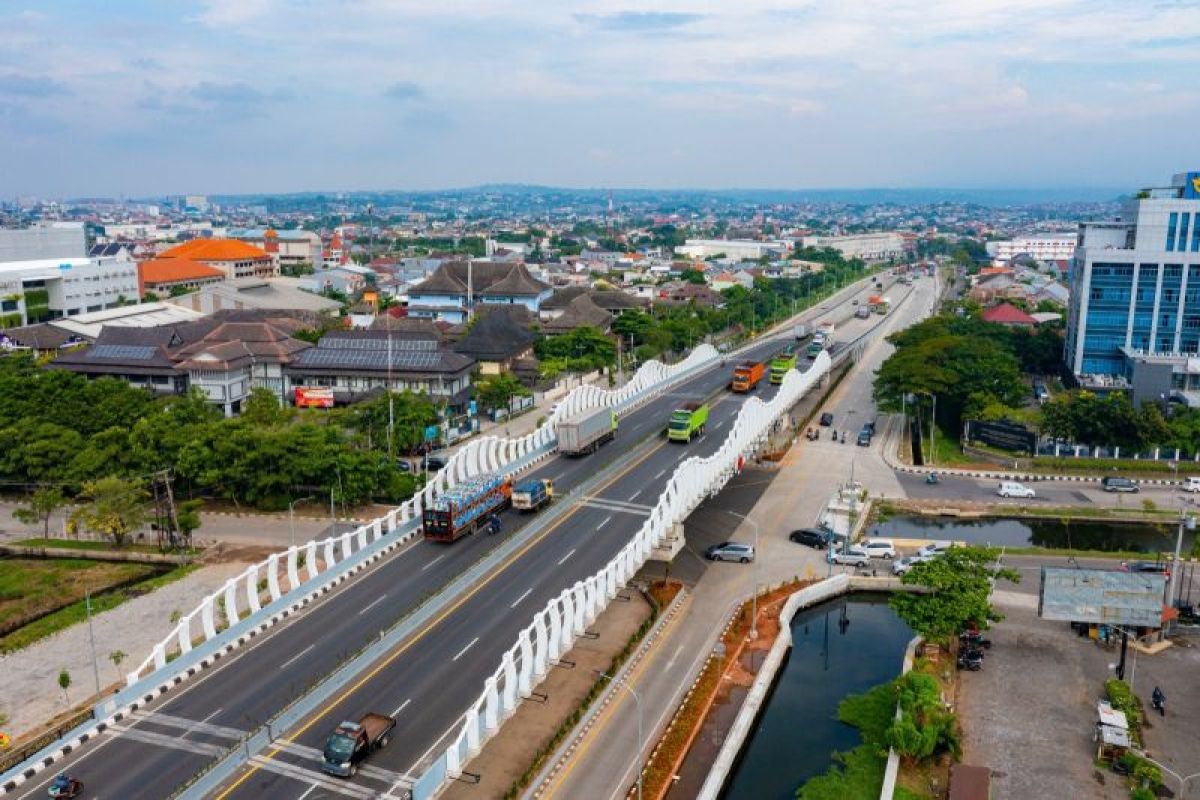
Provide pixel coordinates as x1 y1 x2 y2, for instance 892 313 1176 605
557 407 618 456
512 478 554 512
769 348 798 384
322 713 396 777
423 473 512 542
730 360 765 393
668 401 709 443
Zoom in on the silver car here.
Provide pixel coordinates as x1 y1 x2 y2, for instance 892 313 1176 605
705 542 755 563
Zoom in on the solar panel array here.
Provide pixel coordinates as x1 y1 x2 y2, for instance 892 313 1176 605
297 347 446 370
90 344 157 360
321 336 437 352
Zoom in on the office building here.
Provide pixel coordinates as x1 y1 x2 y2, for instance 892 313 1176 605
227 228 323 269
0 256 140 326
1065 170 1200 405
801 232 905 261
156 239 278 280
986 235 1077 264
674 239 788 261
0 223 87 262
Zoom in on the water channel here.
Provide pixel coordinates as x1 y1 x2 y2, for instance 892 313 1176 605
718 593 913 800
869 515 1194 554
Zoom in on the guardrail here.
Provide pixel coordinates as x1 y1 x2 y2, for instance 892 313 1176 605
406 351 834 800
0 346 719 796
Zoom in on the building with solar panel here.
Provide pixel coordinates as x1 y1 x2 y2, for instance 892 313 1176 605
285 330 475 410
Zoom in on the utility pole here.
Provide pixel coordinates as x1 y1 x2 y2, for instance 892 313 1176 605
86 587 100 699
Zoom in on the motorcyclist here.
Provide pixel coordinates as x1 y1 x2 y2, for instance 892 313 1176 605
487 514 502 535
1152 686 1166 715
927 472 939 484
49 773 81 798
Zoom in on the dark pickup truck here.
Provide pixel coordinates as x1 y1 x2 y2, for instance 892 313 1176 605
322 712 396 777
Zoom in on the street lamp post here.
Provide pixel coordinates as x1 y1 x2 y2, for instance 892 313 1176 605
288 495 315 550
596 671 643 800
85 586 100 700
725 510 760 639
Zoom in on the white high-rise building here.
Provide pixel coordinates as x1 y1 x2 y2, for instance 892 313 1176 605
0 256 140 326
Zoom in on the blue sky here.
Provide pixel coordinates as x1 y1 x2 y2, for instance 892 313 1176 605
3 0 1200 197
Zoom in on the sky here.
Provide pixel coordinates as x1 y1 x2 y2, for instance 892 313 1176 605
3 0 1200 198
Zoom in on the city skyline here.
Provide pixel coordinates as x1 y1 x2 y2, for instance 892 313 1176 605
4 0 1200 197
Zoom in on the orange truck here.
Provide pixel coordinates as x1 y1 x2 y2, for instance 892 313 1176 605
730 360 765 392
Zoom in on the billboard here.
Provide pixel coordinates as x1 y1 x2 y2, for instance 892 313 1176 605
965 419 1037 454
1039 567 1166 627
295 387 335 409
1185 172 1200 199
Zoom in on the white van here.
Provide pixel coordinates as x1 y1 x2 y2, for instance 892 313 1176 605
1184 477 1200 493
997 481 1035 498
862 538 897 559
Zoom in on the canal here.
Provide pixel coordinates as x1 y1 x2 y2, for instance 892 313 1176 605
719 593 913 800
870 514 1194 554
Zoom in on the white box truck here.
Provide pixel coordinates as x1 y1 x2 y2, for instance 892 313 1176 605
557 408 618 456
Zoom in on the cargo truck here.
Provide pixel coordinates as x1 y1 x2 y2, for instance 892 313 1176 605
512 478 554 512
322 713 396 777
769 349 798 384
423 473 512 542
817 320 835 340
876 296 892 315
792 323 810 340
730 360 765 393
556 407 618 456
668 401 709 443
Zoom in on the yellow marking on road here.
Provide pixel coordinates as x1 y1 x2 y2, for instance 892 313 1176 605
213 434 673 799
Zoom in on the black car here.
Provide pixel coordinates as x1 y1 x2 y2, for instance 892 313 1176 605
819 412 834 427
423 455 448 471
863 420 876 435
1122 560 1170 577
1102 476 1139 493
789 528 832 548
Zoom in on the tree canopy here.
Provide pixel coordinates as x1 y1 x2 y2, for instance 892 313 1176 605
890 546 1019 642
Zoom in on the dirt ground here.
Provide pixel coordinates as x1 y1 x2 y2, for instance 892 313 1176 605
441 589 654 800
957 599 1134 800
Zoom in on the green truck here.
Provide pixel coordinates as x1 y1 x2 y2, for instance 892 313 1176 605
769 349 798 384
668 401 709 443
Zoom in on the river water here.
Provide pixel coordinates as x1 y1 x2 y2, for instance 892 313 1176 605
869 515 1194 554
720 593 913 800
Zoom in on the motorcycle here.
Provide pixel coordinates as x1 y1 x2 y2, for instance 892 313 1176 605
48 774 83 799
1152 687 1166 717
840 431 846 444
487 515 502 536
959 630 992 649
956 650 983 671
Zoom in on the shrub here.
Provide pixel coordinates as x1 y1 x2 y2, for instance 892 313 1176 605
1105 678 1143 738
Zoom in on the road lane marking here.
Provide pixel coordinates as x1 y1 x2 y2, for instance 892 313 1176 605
279 643 315 671
297 787 317 800
664 644 685 672
107 724 226 757
358 593 388 616
628 489 642 501
214 429 673 799
247 754 375 798
511 588 533 608
452 637 480 662
654 468 666 479
420 553 446 572
557 548 577 566
597 515 612 530
392 698 412 717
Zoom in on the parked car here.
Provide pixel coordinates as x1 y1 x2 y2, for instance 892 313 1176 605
916 540 952 559
789 528 832 548
819 412 835 427
863 420 877 435
1121 560 1171 577
828 546 871 568
395 459 413 473
856 430 872 447
1184 476 1200 493
862 538 897 559
892 556 929 576
997 481 1035 499
705 542 755 563
423 455 448 471
1101 476 1139 493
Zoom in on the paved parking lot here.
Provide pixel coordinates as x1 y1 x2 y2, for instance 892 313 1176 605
957 599 1129 800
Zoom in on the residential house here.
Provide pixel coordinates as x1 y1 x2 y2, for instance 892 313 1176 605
541 294 612 334
408 261 552 324
539 287 650 322
981 303 1038 327
452 306 536 374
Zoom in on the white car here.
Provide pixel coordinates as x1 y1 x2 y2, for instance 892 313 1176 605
997 481 1035 499
1184 476 1200 493
862 538 896 559
892 555 930 575
828 546 871 568
916 540 952 559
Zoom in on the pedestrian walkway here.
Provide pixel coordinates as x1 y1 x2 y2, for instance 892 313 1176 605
0 561 247 744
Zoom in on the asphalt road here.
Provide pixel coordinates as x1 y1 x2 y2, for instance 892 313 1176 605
896 471 1190 507
8 276 896 800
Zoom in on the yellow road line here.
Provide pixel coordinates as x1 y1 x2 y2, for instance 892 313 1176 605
214 436 671 798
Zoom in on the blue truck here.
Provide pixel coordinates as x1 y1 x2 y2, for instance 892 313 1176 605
512 478 554 512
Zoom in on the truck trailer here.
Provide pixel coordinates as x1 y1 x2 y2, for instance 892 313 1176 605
792 323 810 340
557 407 618 456
668 402 709 443
769 349 798 384
512 479 554 512
423 473 512 542
731 360 765 393
322 713 396 777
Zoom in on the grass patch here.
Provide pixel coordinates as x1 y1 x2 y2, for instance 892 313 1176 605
0 560 197 654
13 537 194 556
1000 546 1159 560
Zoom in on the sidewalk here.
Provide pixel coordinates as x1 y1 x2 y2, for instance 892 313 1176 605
539 277 938 799
0 561 248 744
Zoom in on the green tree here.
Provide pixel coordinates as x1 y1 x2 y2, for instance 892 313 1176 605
70 476 150 547
241 387 290 427
58 668 71 702
108 649 127 680
12 485 68 538
891 546 1020 643
176 499 204 543
475 373 530 411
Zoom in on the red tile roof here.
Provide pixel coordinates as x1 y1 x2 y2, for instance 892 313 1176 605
159 238 271 262
982 303 1037 325
139 258 226 285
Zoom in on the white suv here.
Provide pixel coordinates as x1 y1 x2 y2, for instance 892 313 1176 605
828 546 871 568
862 538 896 559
